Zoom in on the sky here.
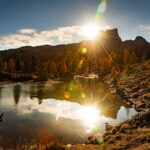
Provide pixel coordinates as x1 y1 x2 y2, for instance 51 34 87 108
0 0 150 50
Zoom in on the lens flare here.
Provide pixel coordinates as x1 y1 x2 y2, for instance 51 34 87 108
79 59 83 65
81 92 86 99
64 91 70 99
95 0 107 20
81 48 87 54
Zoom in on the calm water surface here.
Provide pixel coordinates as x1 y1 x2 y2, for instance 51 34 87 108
0 77 136 144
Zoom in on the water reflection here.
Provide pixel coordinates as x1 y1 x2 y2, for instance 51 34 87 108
29 83 46 104
0 78 137 144
13 84 21 105
0 87 3 100
28 78 128 119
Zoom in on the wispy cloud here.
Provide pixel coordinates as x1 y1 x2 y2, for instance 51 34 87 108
18 28 37 35
139 24 150 35
0 26 84 50
0 24 111 50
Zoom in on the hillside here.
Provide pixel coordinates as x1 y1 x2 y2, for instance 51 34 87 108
0 28 150 81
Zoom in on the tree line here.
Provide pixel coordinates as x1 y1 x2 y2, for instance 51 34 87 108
0 47 148 80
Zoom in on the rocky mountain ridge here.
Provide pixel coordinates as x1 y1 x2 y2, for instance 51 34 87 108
1 28 150 61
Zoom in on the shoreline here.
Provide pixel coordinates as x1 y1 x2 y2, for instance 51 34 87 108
0 61 149 149
103 60 150 112
0 80 15 87
67 60 150 149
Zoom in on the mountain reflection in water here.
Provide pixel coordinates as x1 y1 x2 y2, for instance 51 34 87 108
0 78 137 143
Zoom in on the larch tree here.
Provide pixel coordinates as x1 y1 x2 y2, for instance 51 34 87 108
60 59 67 74
50 60 57 74
15 57 21 73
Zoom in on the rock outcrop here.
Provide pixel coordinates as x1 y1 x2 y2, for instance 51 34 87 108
103 111 150 149
104 60 150 112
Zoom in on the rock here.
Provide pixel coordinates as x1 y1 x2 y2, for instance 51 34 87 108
109 84 114 88
88 135 98 144
130 98 136 102
66 144 72 148
102 60 150 149
132 86 140 92
146 103 150 108
131 93 139 99
104 28 121 40
115 135 121 140
137 103 146 109
127 102 132 105
143 93 150 100
105 123 112 131
138 89 145 94
124 88 132 93
135 36 147 44
111 89 116 94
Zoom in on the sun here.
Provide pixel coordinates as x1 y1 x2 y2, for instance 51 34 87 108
83 23 100 40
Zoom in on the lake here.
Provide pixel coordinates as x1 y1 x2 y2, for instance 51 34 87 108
0 77 137 145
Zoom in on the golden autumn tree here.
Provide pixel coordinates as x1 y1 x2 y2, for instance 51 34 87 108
60 59 67 74
123 49 131 65
50 60 57 74
130 51 138 64
111 65 118 76
8 59 15 73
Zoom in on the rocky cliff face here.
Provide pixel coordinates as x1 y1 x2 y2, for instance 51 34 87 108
123 36 150 60
104 60 150 112
102 28 122 41
96 28 123 54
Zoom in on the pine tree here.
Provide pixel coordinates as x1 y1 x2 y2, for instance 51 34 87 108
123 49 131 65
130 51 138 64
3 62 8 72
31 56 37 73
111 65 118 76
60 59 67 73
15 57 21 73
50 60 57 74
141 52 147 62
8 59 15 73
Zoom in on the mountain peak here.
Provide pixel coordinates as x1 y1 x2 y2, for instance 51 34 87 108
135 36 147 44
103 28 121 40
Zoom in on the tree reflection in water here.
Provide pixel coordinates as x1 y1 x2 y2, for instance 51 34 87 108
13 84 21 105
28 78 130 119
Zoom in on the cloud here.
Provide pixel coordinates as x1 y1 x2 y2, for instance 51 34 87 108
0 24 112 50
16 98 136 133
139 24 150 34
0 26 84 50
18 28 37 35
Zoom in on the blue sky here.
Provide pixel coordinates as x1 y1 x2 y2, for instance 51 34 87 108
0 0 150 50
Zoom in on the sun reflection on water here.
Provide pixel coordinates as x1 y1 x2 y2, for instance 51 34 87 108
0 82 138 144
78 105 101 129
